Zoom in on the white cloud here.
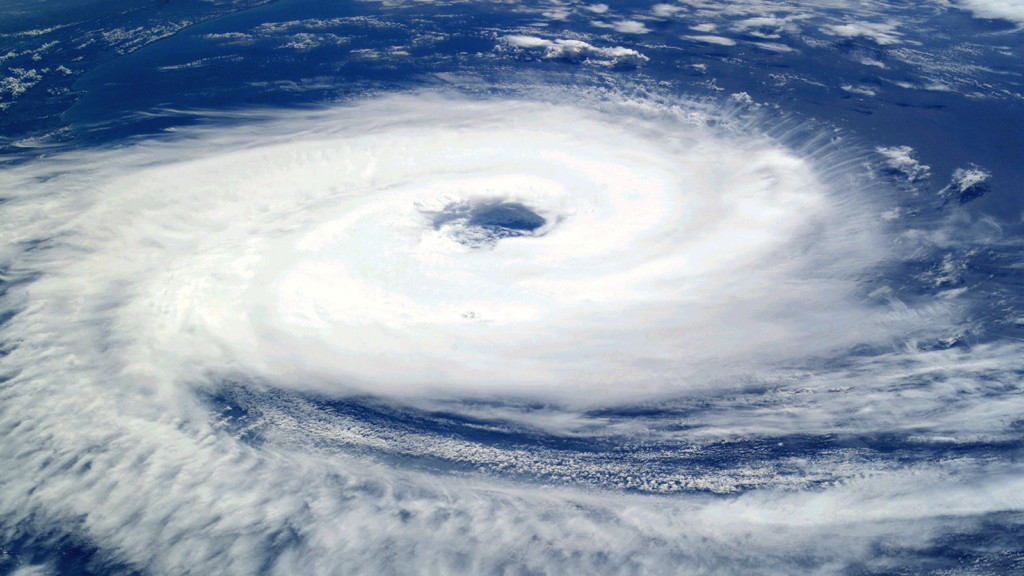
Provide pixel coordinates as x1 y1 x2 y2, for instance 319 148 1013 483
876 145 932 182
684 34 737 46
949 166 992 191
275 32 349 50
502 34 554 49
751 41 794 52
614 20 650 33
652 3 686 17
940 164 992 200
0 90 1012 575
952 0 1024 24
823 22 902 45
592 19 652 34
731 15 806 37
500 35 649 66
0 91 909 400
7 564 55 576
730 91 754 104
842 84 878 96
203 31 254 42
0 67 43 100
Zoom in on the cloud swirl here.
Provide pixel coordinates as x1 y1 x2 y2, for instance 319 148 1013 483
2 90 1020 575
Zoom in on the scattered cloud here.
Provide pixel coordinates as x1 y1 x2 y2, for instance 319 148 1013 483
684 34 738 46
876 145 932 183
823 21 902 45
842 83 878 96
593 20 652 34
940 164 992 203
499 35 649 66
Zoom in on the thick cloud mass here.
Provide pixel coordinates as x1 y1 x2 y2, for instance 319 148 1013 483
2 92 1021 575
5 95 895 398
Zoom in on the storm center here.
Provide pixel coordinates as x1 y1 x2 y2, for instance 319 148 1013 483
424 198 548 248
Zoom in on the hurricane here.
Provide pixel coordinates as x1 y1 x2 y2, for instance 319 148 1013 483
2 0 1023 574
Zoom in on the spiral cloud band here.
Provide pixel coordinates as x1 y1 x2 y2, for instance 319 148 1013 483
5 91 1016 575
8 95 893 398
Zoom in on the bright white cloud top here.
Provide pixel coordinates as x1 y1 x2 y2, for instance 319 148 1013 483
4 94 899 399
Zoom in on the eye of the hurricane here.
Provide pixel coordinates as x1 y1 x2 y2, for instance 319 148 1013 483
424 199 548 249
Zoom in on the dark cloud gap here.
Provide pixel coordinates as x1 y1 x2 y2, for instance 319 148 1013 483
0 531 141 576
205 383 1024 495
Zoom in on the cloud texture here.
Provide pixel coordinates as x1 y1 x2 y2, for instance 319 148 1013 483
2 91 1022 575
